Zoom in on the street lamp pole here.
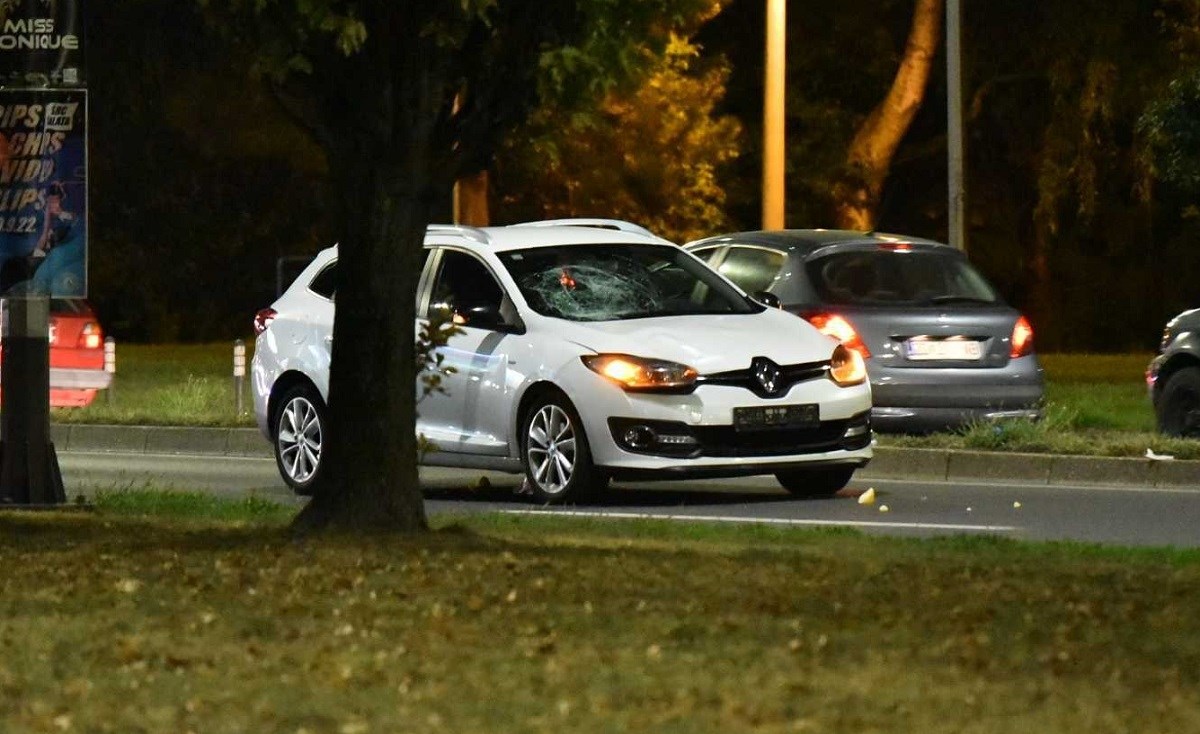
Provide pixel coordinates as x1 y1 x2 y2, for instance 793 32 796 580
762 0 786 230
947 0 966 251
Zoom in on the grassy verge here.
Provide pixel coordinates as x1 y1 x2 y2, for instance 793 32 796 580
2 492 1198 733
52 345 1197 457
880 352 1200 458
51 342 255 427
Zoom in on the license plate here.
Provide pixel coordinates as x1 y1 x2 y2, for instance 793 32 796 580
733 404 819 431
905 338 982 361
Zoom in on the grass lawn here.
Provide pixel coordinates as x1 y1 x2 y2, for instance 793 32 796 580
51 343 257 428
2 492 1198 733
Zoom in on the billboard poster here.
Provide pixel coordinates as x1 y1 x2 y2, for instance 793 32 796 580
0 88 85 297
0 0 84 88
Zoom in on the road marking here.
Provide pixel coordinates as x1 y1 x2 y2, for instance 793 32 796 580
501 508 1016 532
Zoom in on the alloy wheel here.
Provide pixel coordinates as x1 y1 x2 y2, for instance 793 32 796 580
278 395 323 485
526 404 577 495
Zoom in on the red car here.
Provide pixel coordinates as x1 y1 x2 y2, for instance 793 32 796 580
47 299 111 407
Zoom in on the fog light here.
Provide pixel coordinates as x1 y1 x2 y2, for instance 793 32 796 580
623 425 657 449
843 423 870 439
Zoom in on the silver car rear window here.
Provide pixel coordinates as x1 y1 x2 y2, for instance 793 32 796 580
806 250 1000 307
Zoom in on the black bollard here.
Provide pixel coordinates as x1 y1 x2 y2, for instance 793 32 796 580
0 297 66 505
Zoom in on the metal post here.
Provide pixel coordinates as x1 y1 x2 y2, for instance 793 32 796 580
0 297 66 505
233 339 246 414
947 0 966 252
762 0 786 230
104 336 115 405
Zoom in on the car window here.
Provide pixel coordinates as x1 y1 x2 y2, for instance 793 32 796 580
308 262 337 300
689 245 722 264
311 251 432 302
805 249 1000 306
429 250 507 328
717 247 786 294
498 243 760 322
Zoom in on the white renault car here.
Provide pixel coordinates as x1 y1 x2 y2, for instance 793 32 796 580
252 219 873 504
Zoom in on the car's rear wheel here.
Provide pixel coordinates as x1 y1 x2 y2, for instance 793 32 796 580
274 385 326 495
1158 366 1200 438
520 392 607 504
775 466 855 497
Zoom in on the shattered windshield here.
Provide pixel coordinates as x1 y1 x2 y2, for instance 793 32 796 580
497 244 759 322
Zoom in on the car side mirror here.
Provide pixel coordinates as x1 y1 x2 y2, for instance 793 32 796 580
754 291 782 309
461 303 515 332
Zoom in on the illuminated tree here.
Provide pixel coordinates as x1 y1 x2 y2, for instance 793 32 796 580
496 34 742 243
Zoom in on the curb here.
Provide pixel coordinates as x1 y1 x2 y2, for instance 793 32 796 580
860 446 1199 490
52 424 270 458
51 424 1200 490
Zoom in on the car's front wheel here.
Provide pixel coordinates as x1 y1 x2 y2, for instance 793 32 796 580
775 466 855 497
273 385 326 495
1158 366 1200 438
520 392 606 504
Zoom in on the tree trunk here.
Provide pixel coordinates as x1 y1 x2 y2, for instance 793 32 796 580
291 136 432 534
832 0 943 230
454 170 490 226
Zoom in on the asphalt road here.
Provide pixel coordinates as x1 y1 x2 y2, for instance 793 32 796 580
58 450 1200 548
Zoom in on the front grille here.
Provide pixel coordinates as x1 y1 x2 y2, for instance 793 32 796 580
698 359 829 399
609 412 871 459
692 419 850 457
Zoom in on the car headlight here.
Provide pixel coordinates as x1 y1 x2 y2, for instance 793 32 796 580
829 344 867 386
582 354 699 392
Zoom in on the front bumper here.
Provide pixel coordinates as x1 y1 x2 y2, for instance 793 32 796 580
563 362 874 478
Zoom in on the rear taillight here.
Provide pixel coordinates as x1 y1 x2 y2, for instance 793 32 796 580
254 308 278 335
77 322 102 350
804 312 871 358
1010 315 1034 358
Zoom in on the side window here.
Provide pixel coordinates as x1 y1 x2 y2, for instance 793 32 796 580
308 262 337 300
689 246 722 264
430 250 509 330
717 247 786 294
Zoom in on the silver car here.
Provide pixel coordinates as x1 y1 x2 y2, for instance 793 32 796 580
686 230 1044 433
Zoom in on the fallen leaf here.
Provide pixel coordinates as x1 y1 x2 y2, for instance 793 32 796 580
857 488 876 505
115 579 141 594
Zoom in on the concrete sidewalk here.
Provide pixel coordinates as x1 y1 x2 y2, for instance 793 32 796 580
50 423 1200 490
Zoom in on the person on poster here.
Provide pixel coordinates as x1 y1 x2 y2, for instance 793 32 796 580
27 181 85 295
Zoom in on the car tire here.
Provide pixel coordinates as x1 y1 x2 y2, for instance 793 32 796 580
1157 366 1200 438
774 466 855 497
273 385 327 495
520 391 607 505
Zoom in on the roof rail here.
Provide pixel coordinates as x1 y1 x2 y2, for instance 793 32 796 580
426 223 491 245
508 218 664 240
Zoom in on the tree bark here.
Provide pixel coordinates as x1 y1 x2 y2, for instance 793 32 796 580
832 0 943 230
454 170 491 226
291 140 433 535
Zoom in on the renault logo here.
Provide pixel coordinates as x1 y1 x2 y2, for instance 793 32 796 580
751 357 782 397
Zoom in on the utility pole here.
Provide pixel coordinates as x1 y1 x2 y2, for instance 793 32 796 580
946 0 966 251
762 0 786 230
